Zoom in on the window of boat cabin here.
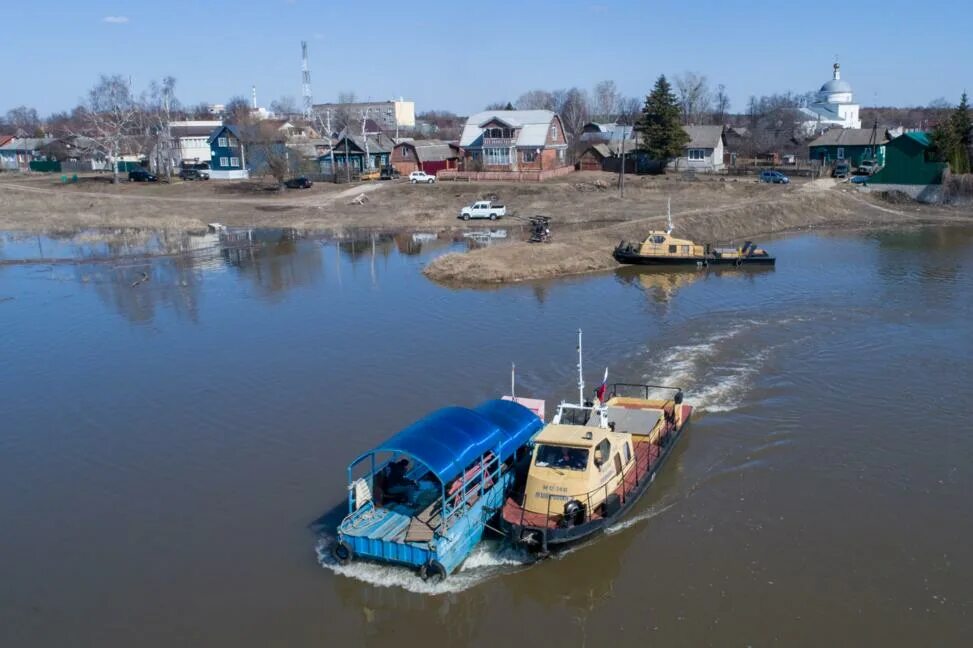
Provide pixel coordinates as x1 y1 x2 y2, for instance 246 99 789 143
593 439 611 468
650 235 666 245
623 442 631 464
535 445 589 471
613 453 623 477
669 244 677 253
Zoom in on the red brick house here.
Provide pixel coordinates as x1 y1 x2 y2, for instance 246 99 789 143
458 110 569 172
391 140 459 176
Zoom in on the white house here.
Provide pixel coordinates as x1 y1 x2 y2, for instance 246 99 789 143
170 120 223 164
670 125 726 172
799 63 862 134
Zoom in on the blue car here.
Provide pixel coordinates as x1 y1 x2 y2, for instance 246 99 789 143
759 170 790 184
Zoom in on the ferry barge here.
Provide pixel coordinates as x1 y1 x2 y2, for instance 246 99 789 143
330 399 542 582
501 333 691 554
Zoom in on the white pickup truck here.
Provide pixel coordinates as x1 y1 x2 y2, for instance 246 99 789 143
459 200 506 221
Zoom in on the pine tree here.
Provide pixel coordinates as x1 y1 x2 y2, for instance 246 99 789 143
635 75 690 163
949 92 971 174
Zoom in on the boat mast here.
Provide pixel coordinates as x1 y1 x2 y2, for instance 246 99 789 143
577 329 585 405
511 362 516 399
666 197 673 235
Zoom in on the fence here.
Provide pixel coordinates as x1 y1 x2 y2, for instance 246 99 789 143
438 165 575 182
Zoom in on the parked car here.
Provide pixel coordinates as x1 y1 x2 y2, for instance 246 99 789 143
459 200 506 221
178 168 209 181
856 159 879 175
850 175 870 185
128 169 158 182
833 161 850 179
409 170 436 184
284 176 313 189
380 166 400 181
759 170 790 184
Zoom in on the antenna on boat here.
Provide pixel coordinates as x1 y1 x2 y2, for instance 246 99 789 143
666 197 673 235
576 329 585 405
511 362 516 399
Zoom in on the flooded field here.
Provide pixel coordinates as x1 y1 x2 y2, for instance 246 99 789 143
1 225 972 646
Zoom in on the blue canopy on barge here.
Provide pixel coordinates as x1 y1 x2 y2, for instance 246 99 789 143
362 399 542 483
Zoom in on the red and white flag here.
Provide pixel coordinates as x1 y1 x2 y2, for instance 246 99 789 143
595 367 608 403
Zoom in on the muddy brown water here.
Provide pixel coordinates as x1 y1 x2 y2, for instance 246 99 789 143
1 225 972 646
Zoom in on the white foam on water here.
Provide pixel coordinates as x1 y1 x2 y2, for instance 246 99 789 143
605 502 675 535
315 536 533 595
644 325 774 414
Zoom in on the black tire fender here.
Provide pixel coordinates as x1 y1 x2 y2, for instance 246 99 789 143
419 560 447 583
331 541 353 566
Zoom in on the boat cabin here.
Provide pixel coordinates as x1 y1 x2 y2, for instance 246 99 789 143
333 399 542 580
636 230 705 258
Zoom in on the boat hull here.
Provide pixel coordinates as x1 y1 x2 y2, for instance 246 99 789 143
613 249 775 266
502 407 691 553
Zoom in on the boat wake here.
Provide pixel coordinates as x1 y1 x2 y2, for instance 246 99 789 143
642 320 782 414
605 502 674 535
315 534 534 595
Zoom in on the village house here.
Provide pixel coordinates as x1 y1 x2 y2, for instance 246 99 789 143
390 139 460 176
866 131 947 202
170 120 223 165
579 122 636 144
808 127 889 166
324 132 395 174
458 110 569 173
0 136 52 171
670 126 726 172
207 125 248 179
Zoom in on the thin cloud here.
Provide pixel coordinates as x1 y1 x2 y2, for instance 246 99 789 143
102 16 129 24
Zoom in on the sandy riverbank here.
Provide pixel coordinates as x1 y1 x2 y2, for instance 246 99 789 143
2 171 970 283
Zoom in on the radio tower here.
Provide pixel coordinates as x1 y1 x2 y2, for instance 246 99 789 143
301 40 313 120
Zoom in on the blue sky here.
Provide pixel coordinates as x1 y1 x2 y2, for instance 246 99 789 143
3 0 971 116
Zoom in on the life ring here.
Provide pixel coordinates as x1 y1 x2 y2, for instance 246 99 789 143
420 560 447 583
331 541 353 566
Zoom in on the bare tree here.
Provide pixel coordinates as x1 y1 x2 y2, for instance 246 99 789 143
616 96 643 125
243 121 289 189
80 75 143 183
270 95 299 117
674 71 712 125
5 106 42 136
714 84 730 125
141 76 179 181
515 90 555 111
224 96 253 125
592 80 621 121
554 87 591 139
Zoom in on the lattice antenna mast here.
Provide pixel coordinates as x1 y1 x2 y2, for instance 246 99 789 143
301 40 313 120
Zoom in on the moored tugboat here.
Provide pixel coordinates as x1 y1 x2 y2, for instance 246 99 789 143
501 331 692 554
613 201 775 267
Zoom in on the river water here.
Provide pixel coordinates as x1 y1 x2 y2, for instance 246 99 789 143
1 225 971 646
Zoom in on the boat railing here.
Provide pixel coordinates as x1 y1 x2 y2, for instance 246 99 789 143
610 383 683 401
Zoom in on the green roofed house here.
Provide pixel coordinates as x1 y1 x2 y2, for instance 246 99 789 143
808 128 888 167
866 131 947 202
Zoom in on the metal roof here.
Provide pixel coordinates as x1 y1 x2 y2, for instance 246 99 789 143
395 139 458 162
683 125 724 149
369 399 542 484
460 110 559 148
809 128 889 148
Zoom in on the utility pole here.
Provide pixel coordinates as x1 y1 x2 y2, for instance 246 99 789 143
360 108 371 170
619 132 626 198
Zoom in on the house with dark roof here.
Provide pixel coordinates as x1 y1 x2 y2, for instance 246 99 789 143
207 125 248 179
325 132 395 174
0 137 53 171
391 140 459 175
808 128 889 167
670 126 726 172
170 120 223 164
458 110 569 172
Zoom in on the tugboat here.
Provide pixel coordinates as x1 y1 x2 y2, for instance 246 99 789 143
501 331 691 554
613 200 775 267
330 398 543 582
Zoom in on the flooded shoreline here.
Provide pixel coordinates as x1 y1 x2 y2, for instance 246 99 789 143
2 224 972 646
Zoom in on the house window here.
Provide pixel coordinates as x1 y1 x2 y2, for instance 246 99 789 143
523 149 537 162
550 125 557 141
401 148 410 158
230 156 239 167
218 137 228 147
220 156 229 167
484 148 510 165
688 148 707 160
837 147 845 160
